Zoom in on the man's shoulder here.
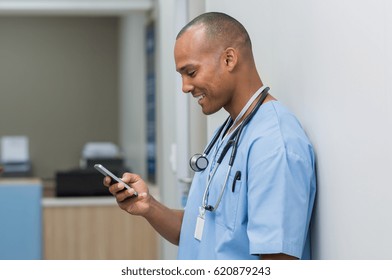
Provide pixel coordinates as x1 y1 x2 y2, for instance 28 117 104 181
247 101 314 161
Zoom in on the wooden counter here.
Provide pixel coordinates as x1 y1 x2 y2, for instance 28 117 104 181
42 188 160 260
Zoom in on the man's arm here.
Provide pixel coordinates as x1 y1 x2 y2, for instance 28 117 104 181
105 173 184 245
143 198 184 245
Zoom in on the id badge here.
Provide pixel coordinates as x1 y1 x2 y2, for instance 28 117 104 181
194 207 205 241
194 215 205 241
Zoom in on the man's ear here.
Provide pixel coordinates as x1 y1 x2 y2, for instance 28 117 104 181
223 47 238 71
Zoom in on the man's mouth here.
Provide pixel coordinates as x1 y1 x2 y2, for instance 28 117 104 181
194 94 205 102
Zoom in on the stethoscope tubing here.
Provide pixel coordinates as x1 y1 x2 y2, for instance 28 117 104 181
199 87 270 212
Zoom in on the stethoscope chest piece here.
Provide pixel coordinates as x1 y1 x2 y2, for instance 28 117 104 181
190 154 209 172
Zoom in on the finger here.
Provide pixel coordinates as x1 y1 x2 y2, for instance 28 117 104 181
108 181 125 194
108 182 138 197
103 176 114 187
121 173 142 184
115 187 138 202
139 192 148 198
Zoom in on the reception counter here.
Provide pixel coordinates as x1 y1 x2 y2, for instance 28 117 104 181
42 190 160 260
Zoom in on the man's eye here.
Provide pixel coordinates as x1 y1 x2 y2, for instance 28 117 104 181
187 71 196 77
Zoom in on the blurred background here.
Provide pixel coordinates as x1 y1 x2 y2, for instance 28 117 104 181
1 0 391 260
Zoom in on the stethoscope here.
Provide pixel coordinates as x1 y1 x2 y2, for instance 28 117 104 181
189 86 270 212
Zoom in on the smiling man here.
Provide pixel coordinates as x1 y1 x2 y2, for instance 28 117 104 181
104 12 316 260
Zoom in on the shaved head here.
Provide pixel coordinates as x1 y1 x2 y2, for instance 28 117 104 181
176 12 252 52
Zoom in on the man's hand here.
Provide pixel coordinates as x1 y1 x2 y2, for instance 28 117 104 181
104 172 150 217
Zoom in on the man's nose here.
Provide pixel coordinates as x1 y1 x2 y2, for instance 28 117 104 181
182 78 194 94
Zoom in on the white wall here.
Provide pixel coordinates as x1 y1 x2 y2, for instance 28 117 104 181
206 0 392 259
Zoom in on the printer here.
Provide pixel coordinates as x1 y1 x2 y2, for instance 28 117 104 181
56 142 128 197
0 136 32 177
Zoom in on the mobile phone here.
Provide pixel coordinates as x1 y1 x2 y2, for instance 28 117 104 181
94 164 138 197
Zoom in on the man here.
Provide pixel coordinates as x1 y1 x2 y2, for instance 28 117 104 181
105 12 316 260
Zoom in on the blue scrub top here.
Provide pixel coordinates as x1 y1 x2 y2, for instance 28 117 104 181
178 101 316 260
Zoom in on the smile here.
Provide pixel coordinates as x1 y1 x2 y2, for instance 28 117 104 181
194 94 205 102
